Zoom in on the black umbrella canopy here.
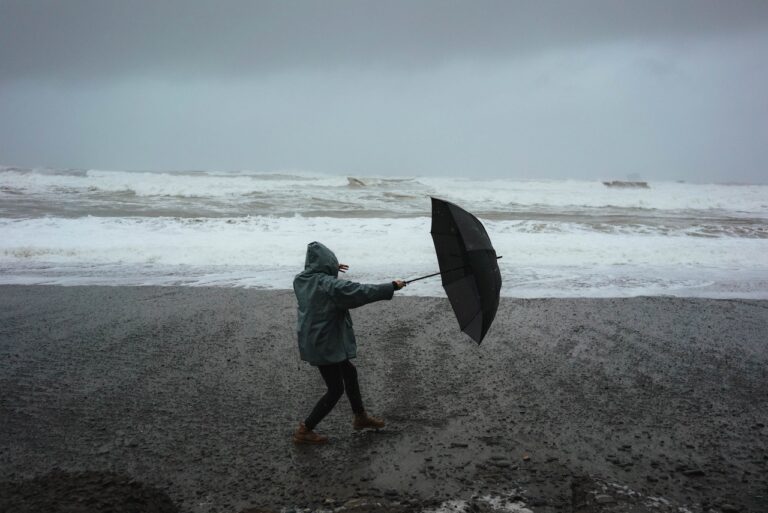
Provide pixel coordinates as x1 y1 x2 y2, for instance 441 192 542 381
430 197 502 344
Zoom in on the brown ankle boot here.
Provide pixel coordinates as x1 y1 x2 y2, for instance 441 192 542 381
292 422 328 444
353 412 385 430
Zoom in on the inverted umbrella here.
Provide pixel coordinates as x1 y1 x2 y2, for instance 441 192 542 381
406 197 502 344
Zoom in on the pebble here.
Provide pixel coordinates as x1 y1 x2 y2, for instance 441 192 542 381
595 494 615 504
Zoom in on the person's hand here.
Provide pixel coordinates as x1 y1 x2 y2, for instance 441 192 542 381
338 263 349 273
392 279 406 290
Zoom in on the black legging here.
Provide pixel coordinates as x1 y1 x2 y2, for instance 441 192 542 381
304 359 364 430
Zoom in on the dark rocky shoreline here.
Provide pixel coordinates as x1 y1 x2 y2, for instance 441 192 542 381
1 286 767 512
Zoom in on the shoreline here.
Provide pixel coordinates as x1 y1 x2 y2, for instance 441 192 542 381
1 285 767 512
2 281 768 301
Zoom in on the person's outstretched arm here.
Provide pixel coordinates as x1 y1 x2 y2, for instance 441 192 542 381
321 276 405 310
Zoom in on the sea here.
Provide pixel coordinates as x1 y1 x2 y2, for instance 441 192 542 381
1 165 767 298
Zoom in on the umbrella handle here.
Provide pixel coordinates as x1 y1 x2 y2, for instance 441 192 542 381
404 256 502 285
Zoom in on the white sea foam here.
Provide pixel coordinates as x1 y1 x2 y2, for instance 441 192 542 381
0 168 348 197
419 177 768 215
1 216 766 297
424 494 533 513
2 167 768 216
2 166 767 297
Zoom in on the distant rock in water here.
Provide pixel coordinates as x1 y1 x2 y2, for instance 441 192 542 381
347 177 366 187
602 180 650 189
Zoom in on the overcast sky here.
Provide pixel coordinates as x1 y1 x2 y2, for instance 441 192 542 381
1 0 767 182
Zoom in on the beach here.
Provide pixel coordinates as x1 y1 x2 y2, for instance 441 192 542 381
1 285 766 513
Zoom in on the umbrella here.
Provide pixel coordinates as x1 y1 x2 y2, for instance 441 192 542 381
406 197 502 344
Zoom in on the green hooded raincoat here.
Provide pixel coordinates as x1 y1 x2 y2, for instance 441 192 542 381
293 242 395 366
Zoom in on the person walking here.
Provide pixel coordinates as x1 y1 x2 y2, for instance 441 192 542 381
292 241 406 444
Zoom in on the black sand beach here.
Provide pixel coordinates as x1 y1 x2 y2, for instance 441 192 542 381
1 286 767 513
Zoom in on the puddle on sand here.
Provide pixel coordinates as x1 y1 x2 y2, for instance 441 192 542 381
364 416 515 496
364 415 555 500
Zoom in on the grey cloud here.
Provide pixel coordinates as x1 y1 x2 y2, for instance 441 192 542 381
2 34 766 183
1 1 767 183
2 0 768 80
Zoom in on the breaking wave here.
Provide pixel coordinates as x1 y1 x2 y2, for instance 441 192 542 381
2 166 768 216
1 165 767 297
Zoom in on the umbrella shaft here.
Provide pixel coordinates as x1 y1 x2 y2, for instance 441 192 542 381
405 256 501 285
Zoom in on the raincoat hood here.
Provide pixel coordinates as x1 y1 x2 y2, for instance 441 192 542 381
303 241 339 278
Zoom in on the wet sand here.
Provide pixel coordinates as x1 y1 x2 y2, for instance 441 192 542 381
1 286 767 513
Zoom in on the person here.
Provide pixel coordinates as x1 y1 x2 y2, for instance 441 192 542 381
292 241 406 444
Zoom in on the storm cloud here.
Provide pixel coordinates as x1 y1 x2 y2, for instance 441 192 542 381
1 1 767 182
